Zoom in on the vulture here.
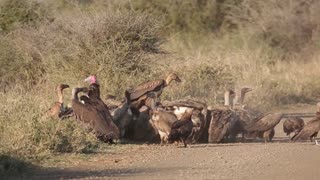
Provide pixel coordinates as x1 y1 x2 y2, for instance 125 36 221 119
291 103 320 142
148 93 179 144
233 87 252 107
71 87 120 143
161 99 208 143
208 90 238 143
109 91 134 138
229 87 253 139
127 73 181 112
45 84 73 119
168 108 194 147
245 113 283 143
231 87 281 143
150 108 178 145
128 105 159 143
283 117 305 137
84 75 114 121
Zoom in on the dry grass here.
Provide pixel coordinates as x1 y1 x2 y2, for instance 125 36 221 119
1 0 320 175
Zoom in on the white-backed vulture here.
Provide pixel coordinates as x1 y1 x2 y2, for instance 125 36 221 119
45 84 73 119
292 103 320 142
245 113 283 143
231 87 281 143
168 108 194 147
71 87 120 143
161 99 208 144
283 117 305 137
127 73 181 111
147 94 178 144
150 108 178 145
229 87 253 139
208 90 238 143
233 87 252 107
110 91 134 138
129 106 159 143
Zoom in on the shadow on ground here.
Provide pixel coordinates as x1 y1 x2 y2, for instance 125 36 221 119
0 154 39 179
32 166 184 179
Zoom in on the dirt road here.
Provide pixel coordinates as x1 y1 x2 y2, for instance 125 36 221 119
33 106 320 180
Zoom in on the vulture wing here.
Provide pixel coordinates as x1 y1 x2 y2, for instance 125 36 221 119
208 109 235 143
72 99 119 142
245 113 283 132
45 102 61 118
128 79 165 101
291 118 320 141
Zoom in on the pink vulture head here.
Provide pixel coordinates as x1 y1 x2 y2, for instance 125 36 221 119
84 75 98 85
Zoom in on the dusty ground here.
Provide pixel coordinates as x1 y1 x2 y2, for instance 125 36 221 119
32 105 320 180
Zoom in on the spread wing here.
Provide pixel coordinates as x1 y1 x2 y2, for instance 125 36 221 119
291 118 320 141
245 113 283 132
128 79 165 101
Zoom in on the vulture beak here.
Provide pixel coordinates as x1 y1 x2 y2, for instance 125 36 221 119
84 76 92 83
245 87 253 92
62 84 70 89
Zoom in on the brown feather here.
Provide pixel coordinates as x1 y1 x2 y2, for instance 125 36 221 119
245 113 283 132
128 79 165 101
283 117 304 136
72 87 120 142
291 115 320 141
208 108 237 143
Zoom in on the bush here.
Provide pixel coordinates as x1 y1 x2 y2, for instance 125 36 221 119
0 0 53 33
162 62 235 104
0 36 45 92
225 0 320 56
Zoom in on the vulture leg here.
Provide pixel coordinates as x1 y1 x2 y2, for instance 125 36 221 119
311 132 318 142
181 138 187 148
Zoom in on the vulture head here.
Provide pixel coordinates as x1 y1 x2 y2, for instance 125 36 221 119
165 73 181 85
84 75 98 85
241 87 252 94
57 84 70 91
72 87 89 100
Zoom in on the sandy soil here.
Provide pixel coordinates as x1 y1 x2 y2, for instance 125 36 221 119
32 105 320 180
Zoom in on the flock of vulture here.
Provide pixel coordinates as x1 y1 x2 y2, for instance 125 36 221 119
45 73 320 147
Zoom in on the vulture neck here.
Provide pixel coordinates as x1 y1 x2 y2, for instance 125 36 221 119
57 88 64 104
88 83 100 99
234 89 247 106
72 89 79 101
164 77 173 86
224 91 234 109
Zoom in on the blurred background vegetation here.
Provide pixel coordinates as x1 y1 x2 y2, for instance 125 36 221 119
1 0 320 174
